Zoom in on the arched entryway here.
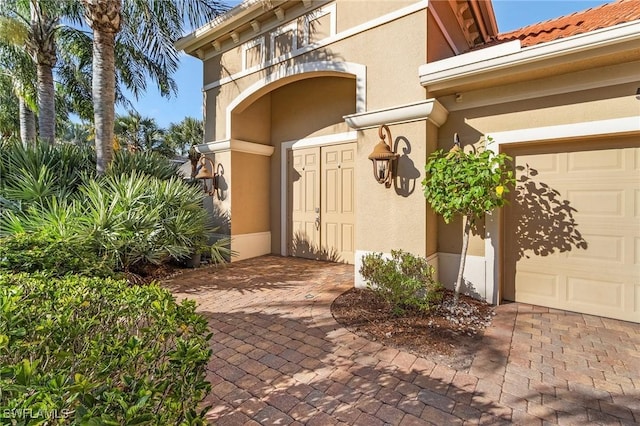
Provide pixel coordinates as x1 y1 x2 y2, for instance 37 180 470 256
226 62 365 264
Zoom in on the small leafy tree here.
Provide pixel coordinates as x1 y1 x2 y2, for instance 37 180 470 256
422 139 515 302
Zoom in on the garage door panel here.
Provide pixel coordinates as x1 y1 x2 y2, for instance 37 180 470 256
504 139 639 323
568 149 624 171
519 153 560 174
516 271 559 299
567 277 623 308
566 189 624 217
566 234 623 262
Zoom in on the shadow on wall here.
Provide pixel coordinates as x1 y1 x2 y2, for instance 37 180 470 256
204 200 231 237
214 164 228 201
291 231 343 263
393 136 421 198
511 165 588 260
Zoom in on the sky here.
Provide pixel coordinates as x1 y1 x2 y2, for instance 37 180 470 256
121 0 611 129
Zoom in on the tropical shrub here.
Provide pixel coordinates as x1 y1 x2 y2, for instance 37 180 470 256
81 172 210 271
0 141 226 274
0 272 212 424
108 149 180 180
422 140 515 301
360 250 442 315
0 140 95 208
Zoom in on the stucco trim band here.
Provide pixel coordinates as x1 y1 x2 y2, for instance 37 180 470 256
196 139 275 157
487 116 640 146
231 231 272 262
344 99 449 129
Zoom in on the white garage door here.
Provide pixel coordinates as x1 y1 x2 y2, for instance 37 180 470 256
503 137 640 323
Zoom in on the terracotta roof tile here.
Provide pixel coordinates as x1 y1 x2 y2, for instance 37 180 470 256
493 0 640 47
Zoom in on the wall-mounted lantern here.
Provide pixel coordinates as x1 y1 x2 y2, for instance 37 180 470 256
195 154 222 199
368 124 399 188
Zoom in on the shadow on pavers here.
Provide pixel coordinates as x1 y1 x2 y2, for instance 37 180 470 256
163 255 351 295
197 309 508 424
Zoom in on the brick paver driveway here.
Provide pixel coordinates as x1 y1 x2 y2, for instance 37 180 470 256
163 255 640 425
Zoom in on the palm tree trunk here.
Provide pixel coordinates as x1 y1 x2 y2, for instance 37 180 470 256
36 62 55 143
29 1 57 144
92 28 117 174
454 215 472 304
19 97 36 146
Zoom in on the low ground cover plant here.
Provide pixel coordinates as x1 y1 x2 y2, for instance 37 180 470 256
0 272 212 424
359 250 443 315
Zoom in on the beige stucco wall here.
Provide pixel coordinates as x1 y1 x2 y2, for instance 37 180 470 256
425 121 439 257
230 152 271 235
355 121 429 256
270 77 355 142
232 94 272 144
446 83 640 139
202 151 231 236
336 1 414 33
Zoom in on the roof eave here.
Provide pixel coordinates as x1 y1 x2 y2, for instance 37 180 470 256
419 20 640 94
175 0 285 56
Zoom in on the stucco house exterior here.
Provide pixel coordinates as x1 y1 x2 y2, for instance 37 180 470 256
175 0 640 323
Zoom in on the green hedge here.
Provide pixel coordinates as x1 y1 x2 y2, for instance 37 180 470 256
0 232 114 278
0 273 212 425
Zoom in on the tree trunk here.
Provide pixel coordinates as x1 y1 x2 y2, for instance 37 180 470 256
82 0 122 174
29 1 57 144
454 215 472 303
92 28 117 174
19 97 36 146
36 62 55 144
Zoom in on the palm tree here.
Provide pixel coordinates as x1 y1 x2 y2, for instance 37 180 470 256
0 76 21 140
0 0 61 144
81 0 226 174
28 0 57 144
164 116 204 156
0 38 37 144
114 110 165 153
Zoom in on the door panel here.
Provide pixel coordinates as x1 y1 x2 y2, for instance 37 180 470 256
289 147 320 257
322 143 356 263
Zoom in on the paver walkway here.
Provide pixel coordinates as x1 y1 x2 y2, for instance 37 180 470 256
163 255 640 425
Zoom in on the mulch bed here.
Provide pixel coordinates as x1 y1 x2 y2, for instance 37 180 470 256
331 288 495 370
